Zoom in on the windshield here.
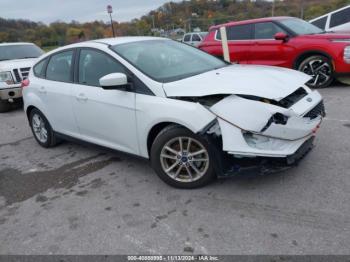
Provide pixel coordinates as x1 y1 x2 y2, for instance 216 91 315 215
279 18 324 35
111 40 227 83
0 44 44 61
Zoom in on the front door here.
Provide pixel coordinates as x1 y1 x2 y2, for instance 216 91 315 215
249 22 293 67
72 48 138 155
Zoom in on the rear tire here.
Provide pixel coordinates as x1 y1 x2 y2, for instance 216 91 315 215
0 100 11 113
150 125 216 189
29 108 58 148
297 55 334 89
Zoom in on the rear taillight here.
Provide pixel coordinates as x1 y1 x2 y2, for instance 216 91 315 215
21 79 30 88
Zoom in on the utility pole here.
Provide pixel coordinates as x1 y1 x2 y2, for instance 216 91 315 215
151 15 155 30
107 5 115 37
272 0 275 17
300 0 305 19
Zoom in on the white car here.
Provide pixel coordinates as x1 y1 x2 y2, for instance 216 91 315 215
0 43 44 112
182 32 208 47
23 37 324 188
310 5 350 32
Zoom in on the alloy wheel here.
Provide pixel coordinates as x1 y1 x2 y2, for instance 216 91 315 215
32 113 48 143
300 59 332 88
160 136 210 183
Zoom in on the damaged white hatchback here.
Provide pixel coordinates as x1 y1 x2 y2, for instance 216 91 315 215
23 37 325 188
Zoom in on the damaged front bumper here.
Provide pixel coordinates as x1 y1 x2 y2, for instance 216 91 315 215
208 88 323 157
208 135 315 178
203 88 324 177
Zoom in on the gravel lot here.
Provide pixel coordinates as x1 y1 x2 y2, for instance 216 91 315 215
0 85 350 255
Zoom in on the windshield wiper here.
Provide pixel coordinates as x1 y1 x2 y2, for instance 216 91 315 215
0 59 10 61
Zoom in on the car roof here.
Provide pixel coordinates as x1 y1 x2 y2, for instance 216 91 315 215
88 36 168 46
41 36 171 58
209 16 293 30
0 42 35 47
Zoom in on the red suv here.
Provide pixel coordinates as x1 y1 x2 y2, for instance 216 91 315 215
199 17 350 88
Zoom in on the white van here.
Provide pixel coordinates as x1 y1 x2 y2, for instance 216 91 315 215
310 5 350 32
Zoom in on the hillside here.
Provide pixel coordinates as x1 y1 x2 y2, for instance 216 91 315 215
0 0 349 47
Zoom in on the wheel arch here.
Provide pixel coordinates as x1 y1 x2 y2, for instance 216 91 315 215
293 50 333 69
146 121 193 157
26 105 52 128
26 105 37 121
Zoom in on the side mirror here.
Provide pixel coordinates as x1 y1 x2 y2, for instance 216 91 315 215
99 73 128 90
274 32 289 42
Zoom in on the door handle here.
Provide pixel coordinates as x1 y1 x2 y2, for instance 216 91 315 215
38 86 47 94
76 93 88 102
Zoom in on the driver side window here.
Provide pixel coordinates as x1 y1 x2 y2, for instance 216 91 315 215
78 49 127 87
254 22 286 39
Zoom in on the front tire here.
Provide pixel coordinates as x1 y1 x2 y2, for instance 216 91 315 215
151 125 216 189
29 109 58 148
298 55 334 89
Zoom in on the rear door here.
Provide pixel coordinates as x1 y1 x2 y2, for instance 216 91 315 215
71 48 138 154
39 49 79 137
191 33 202 47
250 21 293 67
217 23 254 63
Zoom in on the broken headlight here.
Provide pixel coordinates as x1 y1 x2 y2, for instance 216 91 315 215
243 132 289 151
260 113 289 132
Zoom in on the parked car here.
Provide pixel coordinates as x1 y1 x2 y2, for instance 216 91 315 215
182 32 208 47
23 37 324 188
0 42 44 112
310 5 350 32
199 17 350 88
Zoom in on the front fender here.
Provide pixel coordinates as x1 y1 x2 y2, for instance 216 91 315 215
135 94 216 158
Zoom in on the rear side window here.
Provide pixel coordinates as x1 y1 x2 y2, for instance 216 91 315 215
311 16 328 30
78 49 127 87
183 34 191 42
33 58 48 78
330 7 350 28
254 22 286 39
46 51 74 82
192 34 201 42
216 24 253 40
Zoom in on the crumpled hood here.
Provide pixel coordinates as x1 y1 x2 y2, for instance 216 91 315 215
163 65 311 101
0 58 38 71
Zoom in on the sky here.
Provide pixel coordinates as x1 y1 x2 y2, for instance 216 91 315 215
0 0 182 24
